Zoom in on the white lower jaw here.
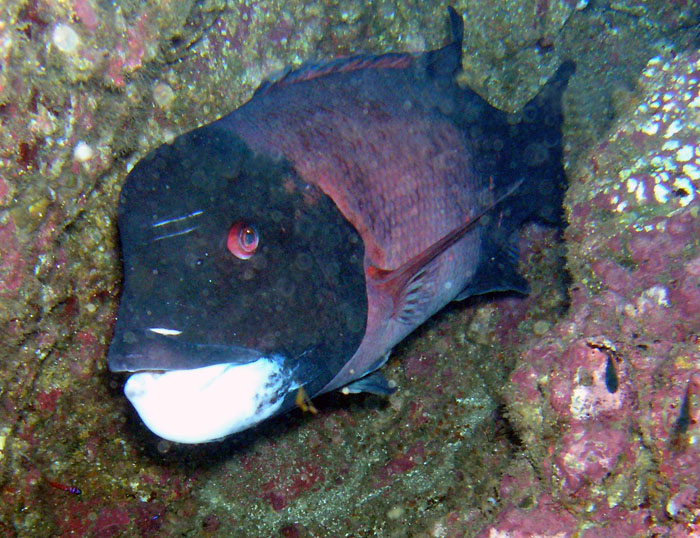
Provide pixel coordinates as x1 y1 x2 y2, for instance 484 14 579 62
124 357 290 443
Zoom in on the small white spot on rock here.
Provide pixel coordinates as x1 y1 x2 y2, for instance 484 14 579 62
684 163 700 181
153 82 175 108
643 286 670 307
677 145 694 162
662 139 679 151
635 180 647 203
52 23 80 53
73 141 94 162
162 129 176 145
653 183 670 203
673 176 695 206
641 119 659 136
387 505 405 520
666 119 683 138
431 522 448 538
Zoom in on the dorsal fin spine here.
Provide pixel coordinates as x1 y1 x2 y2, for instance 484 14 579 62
254 7 464 98
254 53 416 98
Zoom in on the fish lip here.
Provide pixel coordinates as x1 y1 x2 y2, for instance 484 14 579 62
123 357 296 443
107 327 266 373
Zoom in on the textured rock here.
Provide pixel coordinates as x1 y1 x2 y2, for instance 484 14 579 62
494 49 700 536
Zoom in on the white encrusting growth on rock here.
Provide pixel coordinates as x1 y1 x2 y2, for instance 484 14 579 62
73 141 94 162
52 23 80 54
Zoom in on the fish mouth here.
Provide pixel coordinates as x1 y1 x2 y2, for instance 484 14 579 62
109 329 298 443
107 327 265 373
123 357 296 443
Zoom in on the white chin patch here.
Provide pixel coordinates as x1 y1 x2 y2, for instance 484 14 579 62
124 358 289 444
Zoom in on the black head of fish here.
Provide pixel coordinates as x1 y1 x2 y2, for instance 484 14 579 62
108 123 367 441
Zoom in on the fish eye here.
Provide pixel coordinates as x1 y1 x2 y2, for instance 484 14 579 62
227 221 259 259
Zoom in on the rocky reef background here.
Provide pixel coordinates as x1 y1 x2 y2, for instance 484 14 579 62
0 0 699 536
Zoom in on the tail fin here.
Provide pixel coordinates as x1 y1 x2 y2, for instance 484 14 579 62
502 61 575 226
455 61 575 300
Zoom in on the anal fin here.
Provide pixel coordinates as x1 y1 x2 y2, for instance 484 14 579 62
455 229 528 301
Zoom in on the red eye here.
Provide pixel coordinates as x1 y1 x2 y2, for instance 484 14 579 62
227 221 259 259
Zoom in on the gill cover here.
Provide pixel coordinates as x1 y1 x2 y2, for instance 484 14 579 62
108 123 367 401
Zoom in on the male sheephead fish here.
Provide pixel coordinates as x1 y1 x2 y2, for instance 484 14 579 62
108 8 574 443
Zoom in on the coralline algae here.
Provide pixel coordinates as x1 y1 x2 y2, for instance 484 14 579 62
494 50 700 536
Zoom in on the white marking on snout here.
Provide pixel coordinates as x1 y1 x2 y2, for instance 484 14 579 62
153 210 204 228
153 226 198 241
148 327 182 336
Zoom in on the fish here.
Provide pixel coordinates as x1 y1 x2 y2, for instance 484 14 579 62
107 7 575 443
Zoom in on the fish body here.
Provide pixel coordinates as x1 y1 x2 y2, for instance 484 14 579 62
108 8 574 443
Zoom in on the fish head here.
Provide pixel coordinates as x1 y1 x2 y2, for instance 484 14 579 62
108 123 367 443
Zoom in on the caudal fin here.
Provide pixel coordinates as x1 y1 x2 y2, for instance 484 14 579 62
504 61 575 225
455 61 575 300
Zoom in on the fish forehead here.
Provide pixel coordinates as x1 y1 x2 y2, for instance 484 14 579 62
109 125 367 394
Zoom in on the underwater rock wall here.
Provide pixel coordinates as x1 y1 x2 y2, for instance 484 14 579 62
490 50 700 537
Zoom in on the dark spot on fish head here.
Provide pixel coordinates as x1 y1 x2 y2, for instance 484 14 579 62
109 124 367 396
523 142 549 167
522 104 538 123
491 137 504 152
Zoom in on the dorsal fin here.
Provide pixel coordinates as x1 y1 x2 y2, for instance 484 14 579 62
368 178 523 318
254 53 415 98
423 6 464 78
254 7 464 98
